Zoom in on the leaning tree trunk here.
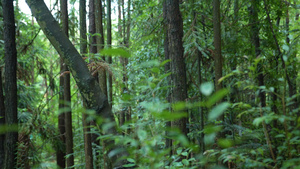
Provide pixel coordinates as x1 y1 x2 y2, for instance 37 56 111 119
26 0 120 167
2 0 18 168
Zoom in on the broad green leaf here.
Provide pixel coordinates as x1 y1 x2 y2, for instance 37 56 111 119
160 59 171 66
206 89 229 107
182 159 189 166
127 158 135 163
181 152 188 156
100 48 131 58
208 102 230 121
282 44 289 51
200 82 214 96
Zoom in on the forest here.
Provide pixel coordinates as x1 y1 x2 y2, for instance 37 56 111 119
0 0 299 168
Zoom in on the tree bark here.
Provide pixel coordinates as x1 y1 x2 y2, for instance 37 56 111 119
95 0 107 97
80 0 94 168
250 0 265 107
60 0 74 167
165 0 188 136
213 0 223 99
2 0 18 168
163 0 172 153
0 69 5 169
107 0 113 108
26 0 119 167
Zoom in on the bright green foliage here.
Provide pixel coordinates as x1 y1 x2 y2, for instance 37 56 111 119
1 0 299 168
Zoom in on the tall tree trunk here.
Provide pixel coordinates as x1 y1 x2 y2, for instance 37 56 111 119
89 0 103 167
107 0 113 108
2 0 18 168
57 1 66 167
193 1 205 154
213 0 223 101
162 0 172 152
60 0 74 167
26 0 121 167
165 0 188 137
124 0 131 129
80 0 94 168
250 0 265 107
286 0 298 121
96 0 107 97
0 69 5 169
117 0 127 128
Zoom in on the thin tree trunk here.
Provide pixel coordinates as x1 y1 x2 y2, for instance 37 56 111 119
125 0 131 129
118 0 125 127
2 0 18 168
250 0 265 107
96 0 107 96
80 0 94 168
107 0 113 108
60 0 74 167
213 0 223 99
193 2 205 154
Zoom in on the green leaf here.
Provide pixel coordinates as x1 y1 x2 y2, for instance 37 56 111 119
182 159 189 166
100 48 131 58
172 102 186 111
181 152 188 156
206 89 229 107
123 164 136 167
0 124 18 134
160 59 171 66
208 102 230 121
137 129 147 141
127 158 135 163
151 67 160 73
152 111 187 121
200 82 214 96
217 139 234 148
282 44 289 51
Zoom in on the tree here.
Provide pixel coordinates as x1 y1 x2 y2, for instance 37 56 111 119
0 70 5 169
107 0 112 108
26 0 120 167
95 0 107 97
60 0 74 167
165 0 188 137
213 0 223 105
2 0 18 168
80 0 94 168
162 0 171 152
